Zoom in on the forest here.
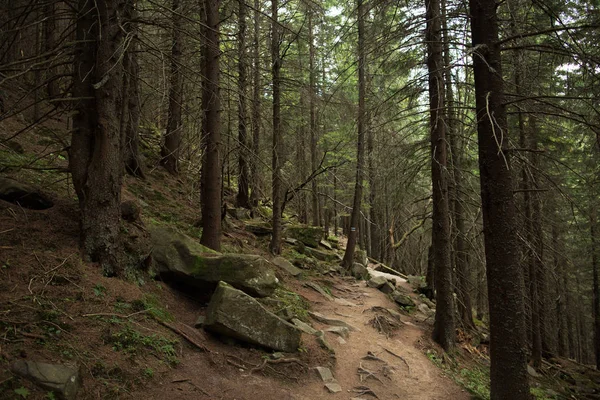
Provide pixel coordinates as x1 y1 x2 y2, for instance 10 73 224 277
1 0 600 399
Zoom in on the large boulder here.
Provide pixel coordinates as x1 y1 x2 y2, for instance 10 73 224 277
353 248 368 267
286 225 324 248
204 282 301 352
245 220 273 236
392 290 415 307
151 227 278 297
0 177 53 210
11 360 81 400
351 263 369 280
367 275 388 289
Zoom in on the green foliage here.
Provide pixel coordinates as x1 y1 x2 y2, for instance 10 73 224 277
531 387 557 400
93 284 107 297
108 325 178 364
142 367 154 379
45 392 57 400
130 294 174 322
426 350 490 399
13 387 29 399
270 288 310 320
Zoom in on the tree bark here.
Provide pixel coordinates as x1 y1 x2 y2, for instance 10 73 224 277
591 206 600 368
469 0 530 397
342 0 366 269
70 0 128 276
308 11 320 227
426 0 455 351
236 0 251 209
200 0 222 251
161 0 184 175
269 0 283 254
249 0 261 208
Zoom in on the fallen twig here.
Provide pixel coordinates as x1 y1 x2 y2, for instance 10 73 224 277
158 320 211 353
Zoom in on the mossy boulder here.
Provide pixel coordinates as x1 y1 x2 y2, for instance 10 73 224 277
204 282 302 352
150 227 278 297
245 220 273 236
286 225 324 248
304 246 340 263
353 247 368 266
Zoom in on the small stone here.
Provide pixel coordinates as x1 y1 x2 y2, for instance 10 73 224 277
194 315 206 328
379 281 395 294
315 366 335 382
367 275 387 289
121 200 140 222
527 365 540 378
333 297 357 307
324 382 342 393
291 318 319 335
319 240 333 250
336 336 346 345
317 333 335 354
271 352 284 360
11 360 80 400
324 326 349 339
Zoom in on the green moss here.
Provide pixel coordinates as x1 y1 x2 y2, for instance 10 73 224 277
108 324 178 365
270 288 310 321
286 225 324 248
131 294 174 322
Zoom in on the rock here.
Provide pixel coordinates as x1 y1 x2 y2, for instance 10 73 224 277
271 256 303 277
292 318 319 335
325 382 342 393
316 332 335 354
305 282 334 301
392 290 415 307
367 275 388 289
315 366 335 382
151 227 279 297
336 337 347 345
0 177 53 210
417 303 434 317
194 315 206 328
6 141 24 153
407 275 425 288
309 311 358 331
324 326 349 339
334 297 357 307
420 295 436 309
284 237 298 245
303 247 339 263
351 263 369 280
11 360 80 400
271 352 284 360
245 220 273 236
527 365 541 378
319 240 333 250
379 281 396 294
226 207 250 220
204 282 301 352
354 248 368 266
120 200 140 222
286 225 324 248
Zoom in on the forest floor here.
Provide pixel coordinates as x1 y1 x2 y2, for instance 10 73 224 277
1 110 599 400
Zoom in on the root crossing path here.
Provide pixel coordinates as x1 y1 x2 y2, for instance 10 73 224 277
131 274 469 400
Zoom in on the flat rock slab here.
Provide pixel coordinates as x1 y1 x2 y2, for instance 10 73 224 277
11 360 80 400
325 382 342 393
305 282 334 301
379 281 396 294
315 366 335 382
333 297 357 307
309 311 359 331
151 227 278 297
392 290 415 307
204 282 301 352
271 256 303 277
291 318 319 335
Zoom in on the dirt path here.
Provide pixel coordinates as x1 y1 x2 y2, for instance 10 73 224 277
292 276 469 400
131 273 469 400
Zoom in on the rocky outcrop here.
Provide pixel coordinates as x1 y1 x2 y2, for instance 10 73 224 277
0 177 53 210
151 227 278 297
203 282 301 352
367 275 387 289
245 220 273 236
350 263 369 280
392 290 415 307
286 225 324 248
303 246 340 263
11 360 80 400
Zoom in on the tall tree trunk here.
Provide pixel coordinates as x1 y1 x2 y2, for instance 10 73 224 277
200 0 222 251
592 206 600 368
426 0 455 351
308 11 320 227
249 0 261 208
161 0 184 175
124 4 145 178
469 0 530 397
44 1 59 99
553 224 569 357
236 0 250 208
342 0 366 269
269 0 283 254
70 0 127 276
